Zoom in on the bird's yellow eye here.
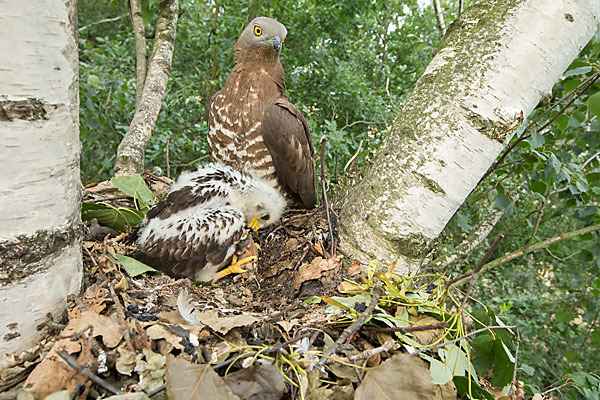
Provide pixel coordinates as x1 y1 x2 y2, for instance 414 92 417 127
254 26 262 36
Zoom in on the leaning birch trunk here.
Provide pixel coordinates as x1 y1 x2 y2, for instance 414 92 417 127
337 0 600 275
0 0 81 356
114 0 179 176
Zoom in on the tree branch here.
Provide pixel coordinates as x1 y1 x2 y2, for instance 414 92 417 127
79 14 127 32
433 0 447 35
128 0 147 112
453 224 600 286
114 0 179 176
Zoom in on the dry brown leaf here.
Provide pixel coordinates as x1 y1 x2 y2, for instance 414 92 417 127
165 355 240 400
293 256 342 289
349 259 362 276
354 353 437 399
20 339 87 399
409 315 445 346
62 310 123 348
146 325 185 350
225 364 285 400
337 280 363 294
193 309 257 334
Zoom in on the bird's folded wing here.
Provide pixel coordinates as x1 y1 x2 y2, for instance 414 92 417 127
262 99 317 208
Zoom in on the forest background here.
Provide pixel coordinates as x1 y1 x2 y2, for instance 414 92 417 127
78 0 600 398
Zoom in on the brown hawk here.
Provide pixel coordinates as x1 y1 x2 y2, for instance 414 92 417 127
136 163 286 281
207 17 317 209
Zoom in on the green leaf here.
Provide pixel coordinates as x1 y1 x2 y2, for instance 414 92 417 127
564 66 593 76
521 364 535 376
303 296 322 304
555 114 570 132
555 309 573 323
111 174 156 209
529 180 546 195
82 202 145 232
490 340 514 387
494 193 511 211
471 333 494 375
454 212 471 232
592 330 600 344
453 376 495 400
111 253 157 277
565 350 578 363
87 74 100 87
588 91 600 118
527 131 544 149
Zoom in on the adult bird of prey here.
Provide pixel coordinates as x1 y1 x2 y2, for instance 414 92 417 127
207 16 317 209
136 163 286 281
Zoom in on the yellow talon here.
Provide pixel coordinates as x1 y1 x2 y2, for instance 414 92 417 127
248 216 259 231
216 255 258 280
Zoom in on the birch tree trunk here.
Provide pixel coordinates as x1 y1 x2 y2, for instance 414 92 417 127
337 0 600 275
0 0 81 356
113 0 179 176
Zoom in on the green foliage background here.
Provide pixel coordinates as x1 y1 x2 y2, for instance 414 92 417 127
78 0 599 398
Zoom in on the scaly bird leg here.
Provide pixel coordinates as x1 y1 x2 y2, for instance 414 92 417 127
216 255 258 280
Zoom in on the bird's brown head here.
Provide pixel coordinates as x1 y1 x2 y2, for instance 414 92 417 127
234 17 287 63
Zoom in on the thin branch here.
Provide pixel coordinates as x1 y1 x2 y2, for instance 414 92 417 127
581 150 600 170
108 283 135 352
409 325 517 356
165 136 171 179
506 328 521 400
128 0 147 112
364 321 448 333
528 189 550 245
432 0 447 35
453 224 600 286
319 136 335 256
57 351 124 395
319 285 383 364
446 234 504 289
339 120 384 132
327 339 396 364
481 72 600 182
79 14 128 32
344 140 363 172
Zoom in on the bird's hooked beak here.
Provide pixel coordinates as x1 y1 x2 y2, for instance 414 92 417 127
269 35 282 53
248 216 260 231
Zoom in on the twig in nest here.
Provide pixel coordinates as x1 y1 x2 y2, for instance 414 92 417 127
319 285 383 364
364 320 448 333
213 332 310 370
506 327 521 399
108 283 135 352
57 351 124 395
327 339 396 365
409 325 517 356
166 136 171 179
344 139 363 172
319 136 335 256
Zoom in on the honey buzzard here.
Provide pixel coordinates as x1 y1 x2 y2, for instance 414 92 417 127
207 17 317 209
136 163 286 281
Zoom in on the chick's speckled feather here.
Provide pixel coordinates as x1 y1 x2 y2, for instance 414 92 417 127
207 16 316 209
136 163 286 281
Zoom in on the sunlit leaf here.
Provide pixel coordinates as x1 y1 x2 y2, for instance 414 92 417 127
81 202 145 232
110 253 157 277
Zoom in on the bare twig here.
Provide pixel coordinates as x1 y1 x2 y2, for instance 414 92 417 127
344 139 363 172
446 234 504 289
541 381 574 396
320 285 383 364
409 325 517 356
79 14 127 32
165 136 171 179
339 120 384 132
364 321 448 333
432 0 447 35
108 283 135 352
327 339 397 364
57 351 124 395
481 72 600 182
319 136 335 256
128 0 147 112
506 327 521 399
528 189 551 245
453 224 600 286
581 150 600 170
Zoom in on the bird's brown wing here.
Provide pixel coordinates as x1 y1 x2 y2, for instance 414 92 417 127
261 99 317 209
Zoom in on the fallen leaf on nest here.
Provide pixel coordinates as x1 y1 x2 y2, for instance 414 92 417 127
409 315 445 346
194 309 258 335
337 280 363 294
166 355 240 400
62 310 124 348
355 353 455 400
349 259 362 276
293 256 342 289
225 364 285 400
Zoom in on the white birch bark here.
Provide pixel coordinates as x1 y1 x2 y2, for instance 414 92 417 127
338 0 600 275
0 0 81 356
